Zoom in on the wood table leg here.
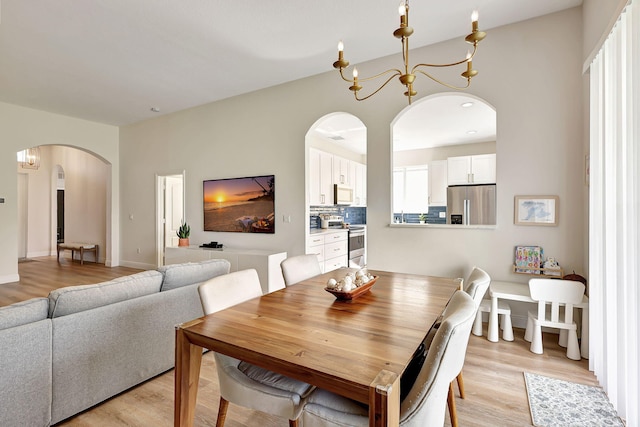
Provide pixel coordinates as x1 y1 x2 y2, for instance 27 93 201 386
174 325 203 427
369 370 400 427
447 382 459 427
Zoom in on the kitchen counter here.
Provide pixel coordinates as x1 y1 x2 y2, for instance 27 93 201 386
309 228 349 235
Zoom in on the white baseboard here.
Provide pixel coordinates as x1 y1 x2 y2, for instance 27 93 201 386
0 274 20 285
119 260 156 270
27 250 51 258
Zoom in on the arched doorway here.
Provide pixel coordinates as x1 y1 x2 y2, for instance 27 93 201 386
16 145 111 263
305 112 368 269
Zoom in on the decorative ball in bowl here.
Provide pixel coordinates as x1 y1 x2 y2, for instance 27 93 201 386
324 269 377 300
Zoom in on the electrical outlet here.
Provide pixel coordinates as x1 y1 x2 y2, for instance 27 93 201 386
0 198 4 203
439 212 446 218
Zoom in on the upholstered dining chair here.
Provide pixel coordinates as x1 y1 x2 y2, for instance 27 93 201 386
443 267 492 427
301 290 476 427
198 269 314 427
280 254 322 286
524 278 585 360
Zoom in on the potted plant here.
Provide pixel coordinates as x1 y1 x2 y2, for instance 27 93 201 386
419 213 426 224
177 221 191 247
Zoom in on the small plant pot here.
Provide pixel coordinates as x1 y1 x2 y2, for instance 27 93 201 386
178 238 190 247
420 220 425 224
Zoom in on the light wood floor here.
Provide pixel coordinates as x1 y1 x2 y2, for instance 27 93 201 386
2 256 143 307
2 257 599 426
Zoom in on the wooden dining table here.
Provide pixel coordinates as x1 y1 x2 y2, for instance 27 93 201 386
174 268 461 427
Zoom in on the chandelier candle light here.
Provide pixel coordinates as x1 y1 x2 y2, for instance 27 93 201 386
333 1 486 104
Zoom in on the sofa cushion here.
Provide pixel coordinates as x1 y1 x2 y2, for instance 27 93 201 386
48 270 163 318
0 319 52 427
158 259 231 291
0 297 49 330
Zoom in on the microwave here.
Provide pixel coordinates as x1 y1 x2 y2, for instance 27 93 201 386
334 184 354 205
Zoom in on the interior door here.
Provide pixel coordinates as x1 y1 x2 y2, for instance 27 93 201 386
164 175 184 248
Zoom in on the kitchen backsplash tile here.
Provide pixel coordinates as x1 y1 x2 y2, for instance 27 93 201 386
310 206 366 229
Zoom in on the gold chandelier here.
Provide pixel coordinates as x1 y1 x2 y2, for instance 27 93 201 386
332 1 486 104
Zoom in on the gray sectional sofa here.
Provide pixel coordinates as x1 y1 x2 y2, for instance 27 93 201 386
0 258 231 427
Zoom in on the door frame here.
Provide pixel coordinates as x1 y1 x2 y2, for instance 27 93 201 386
156 171 185 267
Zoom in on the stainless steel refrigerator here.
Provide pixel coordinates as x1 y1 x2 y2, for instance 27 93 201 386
446 184 496 225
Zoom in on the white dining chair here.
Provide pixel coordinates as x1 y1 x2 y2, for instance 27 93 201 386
524 278 585 360
198 269 314 427
443 267 491 427
301 290 477 427
280 254 322 286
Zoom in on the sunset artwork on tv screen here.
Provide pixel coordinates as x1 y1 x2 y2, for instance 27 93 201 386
203 175 275 233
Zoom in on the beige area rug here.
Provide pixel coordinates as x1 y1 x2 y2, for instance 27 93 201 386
524 372 625 426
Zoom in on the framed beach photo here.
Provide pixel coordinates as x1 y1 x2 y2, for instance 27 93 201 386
514 195 559 226
203 175 275 233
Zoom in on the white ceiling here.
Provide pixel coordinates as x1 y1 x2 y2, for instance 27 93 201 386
0 0 581 126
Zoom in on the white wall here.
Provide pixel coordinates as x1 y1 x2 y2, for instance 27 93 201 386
119 7 585 292
16 152 51 258
0 102 119 283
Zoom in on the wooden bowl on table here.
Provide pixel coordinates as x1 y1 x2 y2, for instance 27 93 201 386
324 276 378 301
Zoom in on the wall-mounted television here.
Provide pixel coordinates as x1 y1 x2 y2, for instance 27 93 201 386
203 175 275 233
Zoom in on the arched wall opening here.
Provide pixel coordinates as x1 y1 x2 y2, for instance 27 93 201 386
16 144 111 264
305 112 368 268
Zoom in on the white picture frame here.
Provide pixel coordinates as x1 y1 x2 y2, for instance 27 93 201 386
514 195 559 226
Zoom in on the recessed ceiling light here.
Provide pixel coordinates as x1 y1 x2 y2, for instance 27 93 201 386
150 107 160 113
461 102 474 108
466 130 477 135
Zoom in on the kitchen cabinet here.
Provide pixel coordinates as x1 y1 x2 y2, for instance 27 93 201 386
309 148 334 205
306 230 348 273
310 149 367 206
165 247 287 294
333 155 350 185
351 161 367 206
447 154 496 185
429 160 447 206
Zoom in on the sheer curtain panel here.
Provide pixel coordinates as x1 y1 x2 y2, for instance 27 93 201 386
588 1 639 425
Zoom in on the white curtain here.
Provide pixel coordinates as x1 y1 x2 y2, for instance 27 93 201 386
589 1 639 425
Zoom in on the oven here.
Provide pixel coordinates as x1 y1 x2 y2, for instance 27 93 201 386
348 225 366 268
